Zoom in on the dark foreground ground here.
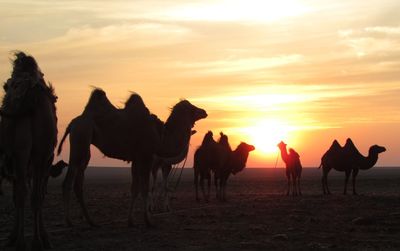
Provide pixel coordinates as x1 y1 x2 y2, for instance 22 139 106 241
1 167 400 250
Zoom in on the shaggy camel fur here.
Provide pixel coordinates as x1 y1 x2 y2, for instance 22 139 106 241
319 138 386 195
277 141 302 196
57 90 207 227
193 132 231 202
0 52 58 250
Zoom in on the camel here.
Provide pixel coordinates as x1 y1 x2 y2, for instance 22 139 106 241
277 141 302 196
319 138 386 195
213 134 255 201
0 52 58 250
193 131 231 202
57 89 207 227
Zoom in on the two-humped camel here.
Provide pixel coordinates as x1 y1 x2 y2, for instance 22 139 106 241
57 90 207 226
194 132 255 202
320 138 386 195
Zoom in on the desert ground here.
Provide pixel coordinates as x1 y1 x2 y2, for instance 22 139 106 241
1 167 399 250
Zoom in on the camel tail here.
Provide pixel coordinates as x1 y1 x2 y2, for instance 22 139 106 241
57 122 72 156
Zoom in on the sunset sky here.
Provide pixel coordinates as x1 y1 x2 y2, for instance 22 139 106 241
1 0 399 167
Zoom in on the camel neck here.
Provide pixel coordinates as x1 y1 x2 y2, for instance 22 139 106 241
278 147 289 163
359 153 379 170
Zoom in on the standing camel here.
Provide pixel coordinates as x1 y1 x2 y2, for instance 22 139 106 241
213 134 255 201
57 90 207 227
277 141 302 196
319 138 386 195
193 132 231 202
0 52 58 250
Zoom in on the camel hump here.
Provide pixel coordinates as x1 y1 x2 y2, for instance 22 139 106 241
289 148 300 158
83 88 116 115
125 93 145 109
218 132 232 151
344 138 362 158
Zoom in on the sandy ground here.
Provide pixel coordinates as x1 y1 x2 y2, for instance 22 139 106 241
1 167 400 250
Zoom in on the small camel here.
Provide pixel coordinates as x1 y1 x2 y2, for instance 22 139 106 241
57 90 207 227
213 134 255 201
277 141 302 196
319 138 386 195
0 52 58 250
193 131 231 202
214 142 255 202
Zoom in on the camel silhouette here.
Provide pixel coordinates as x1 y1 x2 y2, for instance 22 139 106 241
193 131 230 202
57 89 207 227
319 138 386 195
277 141 302 196
0 52 58 250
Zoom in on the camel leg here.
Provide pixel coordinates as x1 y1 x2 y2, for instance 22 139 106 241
62 162 77 227
161 164 172 212
352 169 359 195
292 175 297 196
286 176 291 196
322 168 331 195
343 170 351 195
298 177 302 196
194 169 200 202
201 175 210 202
138 160 152 227
220 178 225 202
149 168 158 212
31 161 46 251
128 163 139 227
10 148 30 251
0 177 3 195
214 174 219 200
222 177 228 202
206 173 211 202
74 166 97 227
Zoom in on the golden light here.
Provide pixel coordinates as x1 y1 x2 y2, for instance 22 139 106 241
241 119 293 155
163 0 312 22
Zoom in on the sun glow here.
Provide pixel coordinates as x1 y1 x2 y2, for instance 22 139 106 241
163 0 312 22
241 119 293 155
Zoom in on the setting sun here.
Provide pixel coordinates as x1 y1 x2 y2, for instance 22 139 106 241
241 119 293 155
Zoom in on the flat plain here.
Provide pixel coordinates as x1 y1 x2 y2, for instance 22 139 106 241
1 167 399 250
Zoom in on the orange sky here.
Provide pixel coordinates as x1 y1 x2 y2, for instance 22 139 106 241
1 0 399 167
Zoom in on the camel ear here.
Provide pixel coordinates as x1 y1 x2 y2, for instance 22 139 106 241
191 130 197 135
220 132 223 136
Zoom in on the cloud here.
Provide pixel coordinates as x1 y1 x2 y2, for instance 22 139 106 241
339 25 400 57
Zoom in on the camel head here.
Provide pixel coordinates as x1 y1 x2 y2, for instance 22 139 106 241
369 145 386 155
277 141 287 150
231 142 255 174
167 100 207 129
